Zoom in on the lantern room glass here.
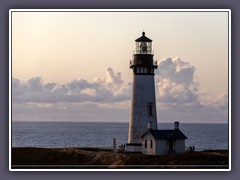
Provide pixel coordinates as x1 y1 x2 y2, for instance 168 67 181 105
135 42 152 54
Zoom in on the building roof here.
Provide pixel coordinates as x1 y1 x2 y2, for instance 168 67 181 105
141 129 188 140
135 32 152 42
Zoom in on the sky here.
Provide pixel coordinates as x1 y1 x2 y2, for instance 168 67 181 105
11 10 229 123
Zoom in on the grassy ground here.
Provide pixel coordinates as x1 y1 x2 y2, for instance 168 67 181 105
11 147 229 169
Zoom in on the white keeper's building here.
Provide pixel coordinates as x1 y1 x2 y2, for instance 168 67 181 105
141 122 187 155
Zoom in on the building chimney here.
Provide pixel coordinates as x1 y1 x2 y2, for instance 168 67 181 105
174 121 179 130
148 121 152 130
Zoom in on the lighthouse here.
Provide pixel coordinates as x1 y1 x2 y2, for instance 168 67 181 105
126 32 158 152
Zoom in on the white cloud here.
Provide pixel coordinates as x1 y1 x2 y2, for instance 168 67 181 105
12 58 228 123
156 57 195 85
80 88 96 96
155 57 198 104
12 67 131 104
154 57 228 123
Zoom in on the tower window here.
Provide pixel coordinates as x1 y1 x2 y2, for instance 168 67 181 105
148 104 153 116
150 140 153 148
145 140 147 148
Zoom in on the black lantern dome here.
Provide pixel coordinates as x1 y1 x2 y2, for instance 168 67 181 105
135 32 152 42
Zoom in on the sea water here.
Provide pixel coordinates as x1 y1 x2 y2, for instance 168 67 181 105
12 121 228 151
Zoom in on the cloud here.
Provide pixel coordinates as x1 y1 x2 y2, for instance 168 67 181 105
12 58 228 123
154 57 228 123
12 67 131 104
12 101 131 122
199 91 228 107
155 57 198 105
156 57 195 85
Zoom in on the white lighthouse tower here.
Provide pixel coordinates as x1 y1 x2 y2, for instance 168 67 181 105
126 32 158 152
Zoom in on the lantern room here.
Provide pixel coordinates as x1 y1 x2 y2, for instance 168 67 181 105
135 32 153 54
130 32 157 75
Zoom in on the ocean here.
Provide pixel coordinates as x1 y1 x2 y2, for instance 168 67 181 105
12 121 229 151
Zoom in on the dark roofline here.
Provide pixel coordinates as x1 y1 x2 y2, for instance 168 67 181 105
125 143 142 146
141 129 188 140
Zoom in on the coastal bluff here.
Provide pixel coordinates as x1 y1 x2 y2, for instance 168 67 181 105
12 147 228 169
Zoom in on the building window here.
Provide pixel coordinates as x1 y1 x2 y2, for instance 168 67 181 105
150 140 153 148
145 140 147 148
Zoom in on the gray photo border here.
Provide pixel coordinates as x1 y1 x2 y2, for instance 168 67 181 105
0 0 239 179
